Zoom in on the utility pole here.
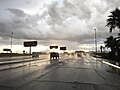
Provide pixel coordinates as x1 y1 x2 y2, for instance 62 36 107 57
29 46 31 54
11 32 13 53
94 29 97 54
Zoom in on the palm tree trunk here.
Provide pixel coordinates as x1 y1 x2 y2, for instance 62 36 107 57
111 47 116 60
117 49 120 61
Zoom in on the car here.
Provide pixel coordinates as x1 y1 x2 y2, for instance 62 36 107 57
32 52 39 58
50 52 59 60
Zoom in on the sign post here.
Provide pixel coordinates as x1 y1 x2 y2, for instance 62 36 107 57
49 46 58 52
60 47 67 59
3 48 11 53
60 47 66 50
49 46 58 49
24 41 37 54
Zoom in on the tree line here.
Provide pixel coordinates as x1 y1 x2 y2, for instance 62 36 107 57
102 8 120 62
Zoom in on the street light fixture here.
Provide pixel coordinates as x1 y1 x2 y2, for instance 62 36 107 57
94 29 97 54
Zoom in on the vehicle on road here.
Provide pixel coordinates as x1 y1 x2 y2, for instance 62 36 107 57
50 52 59 60
32 52 39 58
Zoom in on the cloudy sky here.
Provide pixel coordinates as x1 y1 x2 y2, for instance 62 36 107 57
0 0 120 53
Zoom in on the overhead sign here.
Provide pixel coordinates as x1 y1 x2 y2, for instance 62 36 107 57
50 46 58 49
3 49 11 51
60 47 66 50
24 41 37 47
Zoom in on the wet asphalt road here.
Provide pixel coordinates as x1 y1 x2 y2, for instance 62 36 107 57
0 54 120 90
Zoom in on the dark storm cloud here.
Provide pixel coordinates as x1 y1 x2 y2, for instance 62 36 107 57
7 8 26 17
47 0 92 26
0 8 48 41
44 0 112 44
0 6 91 43
0 0 119 50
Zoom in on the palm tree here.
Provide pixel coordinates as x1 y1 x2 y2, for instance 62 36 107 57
104 36 116 59
106 8 120 33
116 33 120 61
106 8 120 61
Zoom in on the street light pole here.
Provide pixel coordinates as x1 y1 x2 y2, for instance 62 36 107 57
94 29 97 54
11 32 13 53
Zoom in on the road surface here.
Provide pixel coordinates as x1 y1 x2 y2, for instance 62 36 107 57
0 54 120 90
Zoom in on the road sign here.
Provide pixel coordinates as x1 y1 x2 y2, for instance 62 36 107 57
24 41 37 47
60 47 66 50
50 46 58 49
3 48 11 51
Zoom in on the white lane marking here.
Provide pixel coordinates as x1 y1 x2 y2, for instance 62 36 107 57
90 57 120 69
102 61 120 69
